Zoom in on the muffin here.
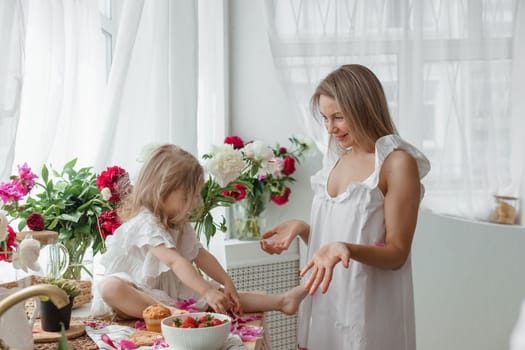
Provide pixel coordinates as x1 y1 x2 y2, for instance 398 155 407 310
142 304 172 333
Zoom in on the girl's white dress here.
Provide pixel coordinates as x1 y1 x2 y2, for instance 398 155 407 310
297 135 430 350
91 208 207 317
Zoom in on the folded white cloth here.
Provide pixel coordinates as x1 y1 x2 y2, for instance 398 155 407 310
85 324 246 350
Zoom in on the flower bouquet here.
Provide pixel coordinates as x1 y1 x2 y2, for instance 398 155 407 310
0 160 129 280
199 135 315 241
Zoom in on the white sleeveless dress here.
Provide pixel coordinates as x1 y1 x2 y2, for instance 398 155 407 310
90 208 208 317
297 135 430 350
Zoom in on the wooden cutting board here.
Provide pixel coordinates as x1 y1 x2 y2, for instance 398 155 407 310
33 320 86 343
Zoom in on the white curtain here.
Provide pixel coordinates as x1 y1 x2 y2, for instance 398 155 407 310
265 0 525 223
94 0 198 175
13 0 105 172
0 0 25 180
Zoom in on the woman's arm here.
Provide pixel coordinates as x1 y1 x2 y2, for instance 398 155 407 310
301 150 421 294
260 219 310 254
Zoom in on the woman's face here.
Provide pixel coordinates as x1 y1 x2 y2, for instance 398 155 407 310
319 95 356 149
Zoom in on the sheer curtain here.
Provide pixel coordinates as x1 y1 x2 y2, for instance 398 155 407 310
13 0 105 172
0 0 25 180
265 0 525 223
94 0 198 175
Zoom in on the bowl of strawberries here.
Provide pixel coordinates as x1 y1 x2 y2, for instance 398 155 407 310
161 312 231 350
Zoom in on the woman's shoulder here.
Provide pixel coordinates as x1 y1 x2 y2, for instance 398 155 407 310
375 134 430 180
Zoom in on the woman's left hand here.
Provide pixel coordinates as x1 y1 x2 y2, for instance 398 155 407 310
300 242 351 295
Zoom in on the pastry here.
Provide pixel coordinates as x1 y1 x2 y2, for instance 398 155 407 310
142 304 172 333
128 330 162 346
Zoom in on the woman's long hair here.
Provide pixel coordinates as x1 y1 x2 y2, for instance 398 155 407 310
311 64 397 152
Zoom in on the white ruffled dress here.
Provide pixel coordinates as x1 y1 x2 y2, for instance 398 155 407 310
91 208 207 317
297 135 430 350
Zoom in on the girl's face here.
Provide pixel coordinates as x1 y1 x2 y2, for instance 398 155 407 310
162 185 202 223
319 95 356 149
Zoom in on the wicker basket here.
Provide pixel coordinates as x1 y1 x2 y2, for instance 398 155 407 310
0 275 92 309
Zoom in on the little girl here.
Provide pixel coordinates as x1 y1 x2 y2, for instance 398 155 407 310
91 144 306 319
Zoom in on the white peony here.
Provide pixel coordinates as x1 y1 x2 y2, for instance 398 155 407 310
292 134 318 157
12 237 41 272
136 143 162 162
206 144 245 187
267 157 285 178
242 141 274 161
0 211 8 242
100 187 112 201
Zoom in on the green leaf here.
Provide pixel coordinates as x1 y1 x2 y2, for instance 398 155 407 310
63 158 77 170
41 164 49 183
57 323 71 350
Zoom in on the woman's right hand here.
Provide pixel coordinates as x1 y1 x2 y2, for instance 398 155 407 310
260 219 309 254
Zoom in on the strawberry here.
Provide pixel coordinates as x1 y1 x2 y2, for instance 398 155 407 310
211 319 223 327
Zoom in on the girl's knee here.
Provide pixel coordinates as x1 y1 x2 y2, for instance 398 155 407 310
99 277 129 303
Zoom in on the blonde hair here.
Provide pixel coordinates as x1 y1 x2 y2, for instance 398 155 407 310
119 144 204 230
311 64 397 151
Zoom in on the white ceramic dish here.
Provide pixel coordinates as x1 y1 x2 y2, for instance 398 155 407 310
161 312 231 350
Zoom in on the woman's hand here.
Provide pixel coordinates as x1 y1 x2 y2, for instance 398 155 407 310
203 288 231 314
300 242 351 295
260 219 309 254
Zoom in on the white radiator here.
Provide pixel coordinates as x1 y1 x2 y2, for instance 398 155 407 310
225 239 300 350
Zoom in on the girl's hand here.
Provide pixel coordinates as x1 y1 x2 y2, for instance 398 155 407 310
260 219 308 254
300 242 351 295
203 288 231 314
222 281 242 314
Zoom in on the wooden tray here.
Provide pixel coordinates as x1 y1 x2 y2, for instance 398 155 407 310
33 320 86 343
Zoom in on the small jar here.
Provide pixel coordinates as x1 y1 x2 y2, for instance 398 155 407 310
491 195 519 225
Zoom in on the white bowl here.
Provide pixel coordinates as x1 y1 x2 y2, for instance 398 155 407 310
161 312 231 350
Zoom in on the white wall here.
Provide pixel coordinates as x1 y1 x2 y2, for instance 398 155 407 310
229 0 322 235
229 1 525 349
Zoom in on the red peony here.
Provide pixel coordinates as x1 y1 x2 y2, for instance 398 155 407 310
271 187 291 205
26 212 45 231
97 166 130 203
223 184 246 201
279 147 287 154
98 209 122 240
0 225 18 262
282 156 296 176
224 136 244 150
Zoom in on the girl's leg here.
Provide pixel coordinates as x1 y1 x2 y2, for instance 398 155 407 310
238 285 308 315
99 276 160 319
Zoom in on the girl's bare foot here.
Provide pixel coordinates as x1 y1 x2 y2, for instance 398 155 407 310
280 286 308 315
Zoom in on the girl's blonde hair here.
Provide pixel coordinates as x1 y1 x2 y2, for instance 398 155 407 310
119 144 204 230
311 64 398 152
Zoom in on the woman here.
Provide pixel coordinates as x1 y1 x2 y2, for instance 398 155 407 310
261 64 430 349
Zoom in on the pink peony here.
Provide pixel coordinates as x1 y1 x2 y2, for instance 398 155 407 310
0 225 18 262
97 166 130 203
224 136 244 150
282 156 296 176
271 187 291 205
98 209 122 240
26 213 45 231
223 184 247 201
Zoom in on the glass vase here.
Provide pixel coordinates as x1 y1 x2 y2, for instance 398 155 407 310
62 236 92 280
231 193 269 240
